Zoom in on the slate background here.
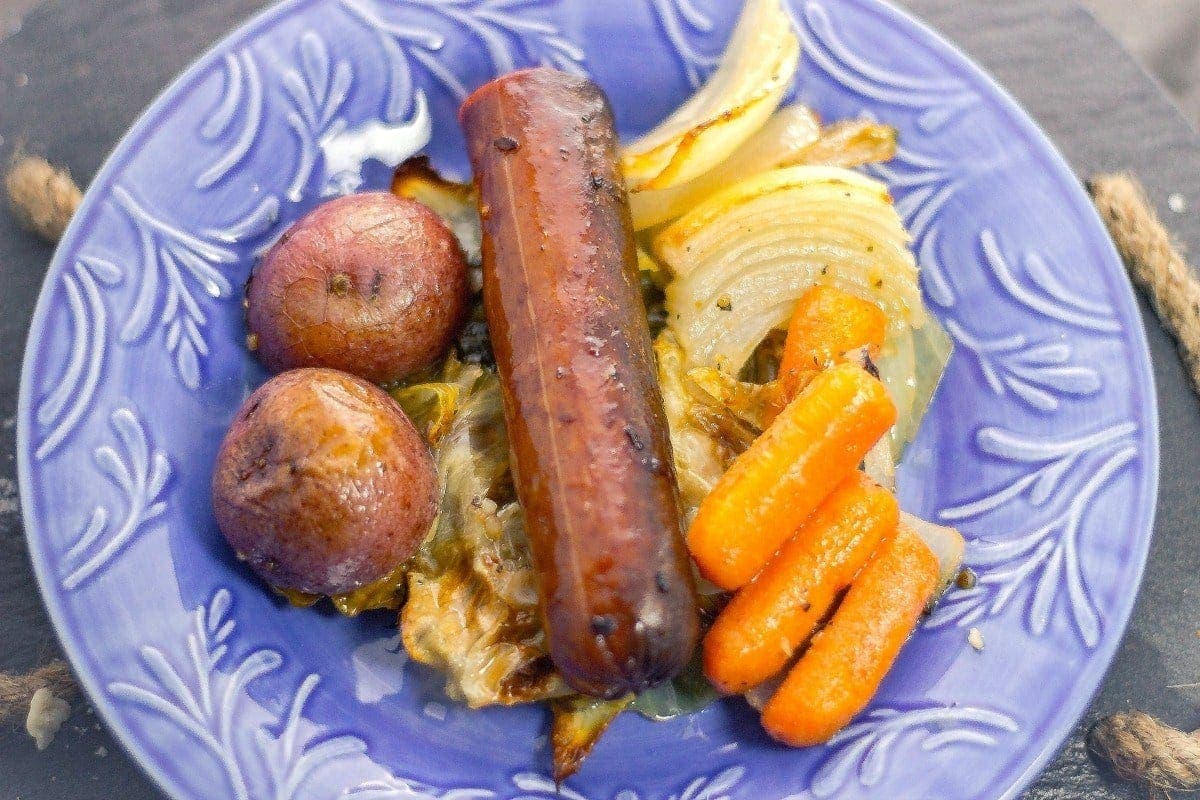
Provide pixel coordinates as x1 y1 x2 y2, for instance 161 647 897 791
2 1 1199 797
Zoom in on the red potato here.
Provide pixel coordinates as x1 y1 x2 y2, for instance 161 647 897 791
211 368 437 596
246 192 469 384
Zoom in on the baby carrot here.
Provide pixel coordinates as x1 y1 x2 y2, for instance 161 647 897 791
760 523 939 747
778 286 887 400
702 472 897 694
686 363 896 590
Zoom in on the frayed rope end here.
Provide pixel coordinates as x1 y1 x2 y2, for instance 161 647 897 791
1089 173 1200 396
4 152 83 243
0 659 77 724
1089 711 1200 794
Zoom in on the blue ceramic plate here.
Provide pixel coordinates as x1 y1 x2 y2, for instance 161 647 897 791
19 1 1158 798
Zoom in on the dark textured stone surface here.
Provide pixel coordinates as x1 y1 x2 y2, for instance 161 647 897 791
2 1 1199 797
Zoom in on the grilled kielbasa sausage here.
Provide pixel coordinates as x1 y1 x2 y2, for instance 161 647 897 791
460 68 700 698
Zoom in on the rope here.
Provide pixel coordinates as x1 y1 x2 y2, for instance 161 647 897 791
1086 173 1200 796
0 659 77 723
5 152 83 242
1089 711 1200 793
1089 173 1200 394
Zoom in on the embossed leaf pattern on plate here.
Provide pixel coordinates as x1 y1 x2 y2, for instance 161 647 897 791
18 0 1157 798
341 0 584 119
110 590 374 800
282 31 354 200
34 255 122 460
804 706 1018 798
197 50 265 190
800 0 1132 661
512 765 745 800
929 425 1137 646
647 0 719 88
61 407 171 590
112 186 275 389
797 1 975 132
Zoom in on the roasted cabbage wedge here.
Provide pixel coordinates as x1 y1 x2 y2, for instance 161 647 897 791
655 332 728 520
620 0 800 191
390 380 461 445
400 361 568 707
550 695 633 781
398 350 735 779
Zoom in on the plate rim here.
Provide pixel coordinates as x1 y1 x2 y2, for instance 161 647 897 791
860 1 1160 794
16 3 320 800
15 0 1161 798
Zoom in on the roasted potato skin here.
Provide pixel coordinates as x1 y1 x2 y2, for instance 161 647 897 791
246 192 469 384
211 368 438 596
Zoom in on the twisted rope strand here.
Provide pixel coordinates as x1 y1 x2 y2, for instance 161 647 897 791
0 659 77 723
1089 173 1200 394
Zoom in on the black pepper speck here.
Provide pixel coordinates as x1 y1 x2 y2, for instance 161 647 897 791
624 426 645 451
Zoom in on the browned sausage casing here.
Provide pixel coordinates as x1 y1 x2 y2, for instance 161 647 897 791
460 68 700 698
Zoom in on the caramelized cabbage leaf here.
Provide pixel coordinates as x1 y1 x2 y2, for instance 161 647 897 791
400 361 568 707
398 353 728 775
550 694 633 781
